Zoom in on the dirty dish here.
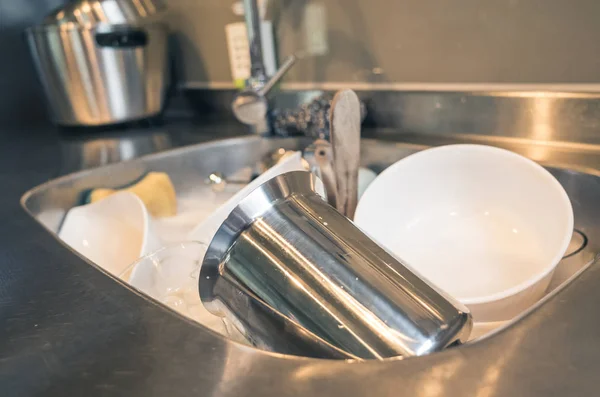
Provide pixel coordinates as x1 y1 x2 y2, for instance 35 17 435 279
355 144 573 322
59 191 162 278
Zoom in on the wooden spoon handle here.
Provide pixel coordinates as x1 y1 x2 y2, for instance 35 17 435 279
330 89 361 219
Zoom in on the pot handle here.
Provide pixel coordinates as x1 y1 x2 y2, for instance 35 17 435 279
95 29 148 48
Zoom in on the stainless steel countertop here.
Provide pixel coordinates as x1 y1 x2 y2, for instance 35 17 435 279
3 113 600 396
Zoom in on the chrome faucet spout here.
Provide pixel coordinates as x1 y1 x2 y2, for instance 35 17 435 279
232 0 297 134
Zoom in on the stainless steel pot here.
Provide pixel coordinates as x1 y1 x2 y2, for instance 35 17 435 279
25 22 169 126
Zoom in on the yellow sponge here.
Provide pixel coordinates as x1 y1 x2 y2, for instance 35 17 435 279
89 172 177 218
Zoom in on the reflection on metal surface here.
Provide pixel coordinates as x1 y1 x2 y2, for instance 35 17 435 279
417 358 465 397
474 329 525 397
527 95 556 162
200 171 471 359
59 131 172 173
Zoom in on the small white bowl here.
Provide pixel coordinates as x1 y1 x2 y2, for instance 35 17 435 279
355 144 573 323
58 191 162 278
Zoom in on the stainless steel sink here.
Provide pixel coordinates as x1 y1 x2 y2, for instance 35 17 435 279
21 134 600 349
15 88 600 396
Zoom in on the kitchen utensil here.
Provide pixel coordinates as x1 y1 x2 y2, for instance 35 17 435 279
330 89 361 219
26 1 169 126
199 171 472 360
59 192 162 277
304 139 338 208
355 144 574 323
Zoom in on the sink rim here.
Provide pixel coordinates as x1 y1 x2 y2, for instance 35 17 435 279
19 135 600 362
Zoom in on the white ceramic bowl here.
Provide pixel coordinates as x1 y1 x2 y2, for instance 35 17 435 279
58 191 162 278
355 144 573 322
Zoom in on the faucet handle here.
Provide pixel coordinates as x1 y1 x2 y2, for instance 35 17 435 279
257 55 296 96
232 55 297 126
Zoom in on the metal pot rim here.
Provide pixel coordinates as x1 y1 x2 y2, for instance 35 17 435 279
24 21 169 34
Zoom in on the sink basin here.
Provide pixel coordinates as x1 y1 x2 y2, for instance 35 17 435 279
16 132 600 397
21 135 600 352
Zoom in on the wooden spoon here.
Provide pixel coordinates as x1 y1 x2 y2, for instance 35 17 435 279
330 89 361 219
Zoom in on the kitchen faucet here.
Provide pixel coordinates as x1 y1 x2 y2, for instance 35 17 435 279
231 0 297 134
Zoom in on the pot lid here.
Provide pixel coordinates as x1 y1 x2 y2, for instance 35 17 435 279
42 0 165 27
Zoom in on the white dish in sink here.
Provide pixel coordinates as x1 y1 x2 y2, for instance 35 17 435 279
355 144 574 323
59 191 162 278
